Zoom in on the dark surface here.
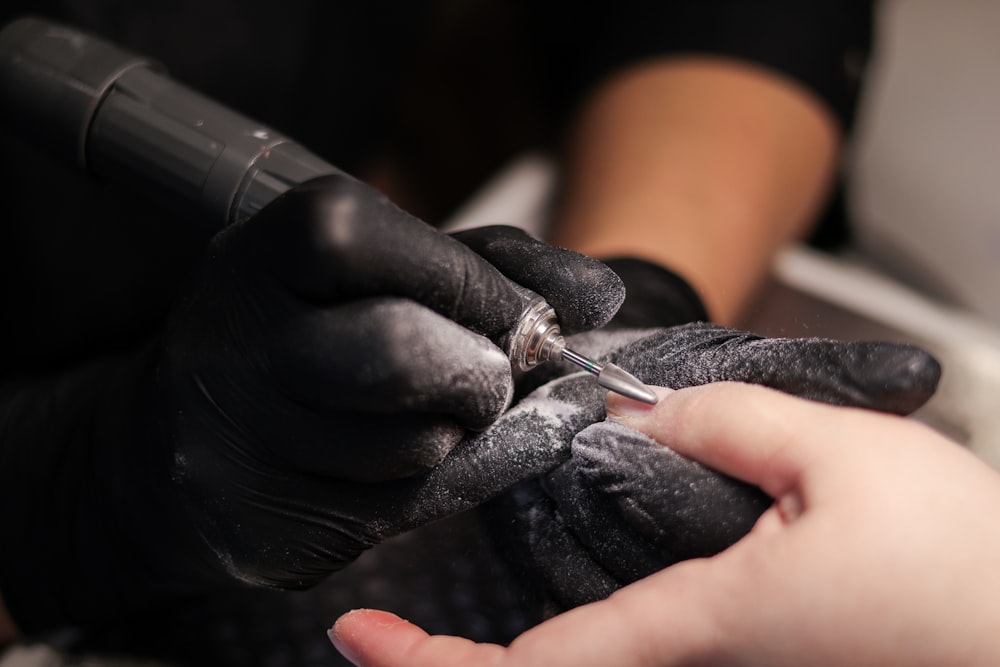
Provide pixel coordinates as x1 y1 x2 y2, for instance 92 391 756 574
67 511 543 667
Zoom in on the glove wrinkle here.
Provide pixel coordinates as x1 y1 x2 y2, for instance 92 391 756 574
544 454 670 582
574 422 770 558
485 481 621 611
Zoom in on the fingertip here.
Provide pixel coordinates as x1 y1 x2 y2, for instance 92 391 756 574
330 609 423 667
330 609 506 667
328 624 361 666
333 608 409 633
605 385 675 422
329 611 364 666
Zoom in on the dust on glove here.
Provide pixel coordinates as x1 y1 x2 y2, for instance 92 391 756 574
0 175 627 634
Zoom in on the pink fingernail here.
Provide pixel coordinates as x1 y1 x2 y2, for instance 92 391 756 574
607 386 673 418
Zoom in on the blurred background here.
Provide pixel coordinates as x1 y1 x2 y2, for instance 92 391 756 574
445 0 1000 468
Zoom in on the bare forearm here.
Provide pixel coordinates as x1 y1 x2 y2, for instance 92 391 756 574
549 57 840 324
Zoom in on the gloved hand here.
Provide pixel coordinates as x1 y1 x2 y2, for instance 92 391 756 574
482 322 942 611
0 174 625 634
452 233 708 396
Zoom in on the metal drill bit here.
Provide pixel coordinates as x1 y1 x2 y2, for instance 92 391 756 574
560 347 659 405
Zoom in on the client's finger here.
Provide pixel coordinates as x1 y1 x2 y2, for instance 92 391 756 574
606 382 877 499
330 557 725 667
330 609 505 667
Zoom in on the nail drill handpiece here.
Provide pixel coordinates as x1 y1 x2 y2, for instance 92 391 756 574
0 16 655 402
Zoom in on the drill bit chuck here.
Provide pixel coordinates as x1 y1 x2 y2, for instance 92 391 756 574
508 295 658 405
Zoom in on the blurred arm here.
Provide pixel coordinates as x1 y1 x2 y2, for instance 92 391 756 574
549 57 839 324
0 593 20 645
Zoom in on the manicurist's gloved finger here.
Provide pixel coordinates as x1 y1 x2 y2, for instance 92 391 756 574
480 414 770 611
562 418 769 563
488 479 624 607
597 323 942 415
451 225 626 334
234 174 526 340
233 298 513 481
532 416 769 609
379 371 607 529
266 299 513 430
164 257 517 481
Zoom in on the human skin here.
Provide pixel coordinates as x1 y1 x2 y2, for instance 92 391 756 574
329 382 1000 667
549 57 839 324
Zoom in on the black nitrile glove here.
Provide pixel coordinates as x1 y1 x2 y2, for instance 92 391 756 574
452 234 706 332
599 257 709 329
450 226 629 334
483 323 943 611
504 254 711 395
0 174 626 634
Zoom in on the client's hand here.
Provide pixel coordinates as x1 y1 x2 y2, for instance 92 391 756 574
330 383 1000 667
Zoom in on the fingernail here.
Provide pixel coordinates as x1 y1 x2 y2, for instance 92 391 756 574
607 386 673 419
328 615 362 667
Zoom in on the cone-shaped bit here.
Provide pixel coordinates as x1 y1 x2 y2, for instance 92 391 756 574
561 348 659 405
595 362 659 405
506 291 659 404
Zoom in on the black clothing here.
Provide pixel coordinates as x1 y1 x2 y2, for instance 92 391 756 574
0 0 873 368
